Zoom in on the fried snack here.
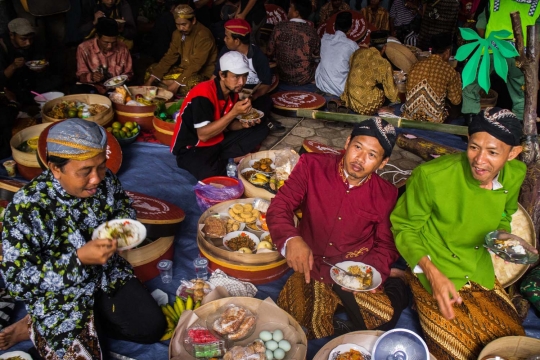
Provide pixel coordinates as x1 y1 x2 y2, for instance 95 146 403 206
252 158 273 172
337 349 365 360
226 218 241 233
88 104 108 115
213 305 247 334
228 315 256 340
203 217 227 238
228 203 259 223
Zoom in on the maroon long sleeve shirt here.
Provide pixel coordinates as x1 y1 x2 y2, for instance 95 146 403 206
267 153 399 284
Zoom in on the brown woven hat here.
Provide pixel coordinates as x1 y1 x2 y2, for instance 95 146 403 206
384 42 417 73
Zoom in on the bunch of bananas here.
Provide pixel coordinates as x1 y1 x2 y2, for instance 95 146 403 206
249 173 269 186
160 295 202 341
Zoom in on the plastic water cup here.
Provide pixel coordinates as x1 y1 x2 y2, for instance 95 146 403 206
157 260 173 283
193 257 208 280
3 160 16 177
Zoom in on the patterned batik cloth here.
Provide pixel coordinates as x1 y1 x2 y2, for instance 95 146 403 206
360 6 390 30
340 47 398 115
267 20 320 86
1 170 136 359
318 2 351 25
402 54 462 123
417 0 459 50
277 272 395 339
520 266 540 312
407 272 525 360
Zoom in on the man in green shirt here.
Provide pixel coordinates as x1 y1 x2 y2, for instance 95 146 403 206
391 107 536 360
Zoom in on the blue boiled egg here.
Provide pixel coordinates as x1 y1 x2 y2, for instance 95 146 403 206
259 330 273 342
265 340 279 351
272 329 284 342
273 348 286 359
266 349 274 360
278 339 291 352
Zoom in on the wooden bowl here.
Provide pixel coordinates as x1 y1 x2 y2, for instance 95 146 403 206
41 94 114 127
478 336 540 360
153 117 175 146
37 121 123 174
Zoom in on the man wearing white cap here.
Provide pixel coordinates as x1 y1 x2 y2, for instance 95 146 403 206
171 51 269 180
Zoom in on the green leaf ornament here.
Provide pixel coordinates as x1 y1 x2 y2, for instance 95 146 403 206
462 44 483 88
459 27 481 41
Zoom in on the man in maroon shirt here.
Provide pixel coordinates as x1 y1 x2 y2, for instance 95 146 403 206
268 118 408 338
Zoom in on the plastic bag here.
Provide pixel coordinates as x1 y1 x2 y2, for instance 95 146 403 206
210 304 257 341
184 324 228 358
194 180 244 212
274 148 300 182
223 340 266 360
176 278 213 302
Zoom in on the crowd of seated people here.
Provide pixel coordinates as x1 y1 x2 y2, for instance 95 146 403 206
1 0 540 358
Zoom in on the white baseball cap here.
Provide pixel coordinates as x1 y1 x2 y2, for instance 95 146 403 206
219 51 251 75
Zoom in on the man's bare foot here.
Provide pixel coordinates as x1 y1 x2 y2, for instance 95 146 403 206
0 314 30 350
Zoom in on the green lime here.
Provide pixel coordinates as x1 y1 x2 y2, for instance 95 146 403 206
112 122 122 130
112 130 120 138
120 131 127 138
131 126 140 135
124 122 134 130
68 109 77 118
77 110 83 118
121 127 129 133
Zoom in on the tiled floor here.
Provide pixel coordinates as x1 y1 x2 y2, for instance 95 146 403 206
260 113 424 185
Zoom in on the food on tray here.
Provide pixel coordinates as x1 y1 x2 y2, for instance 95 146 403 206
203 216 227 238
240 108 261 120
46 101 107 119
241 169 257 180
212 305 256 340
257 330 291 359
225 232 257 251
185 325 227 358
257 241 272 251
333 265 373 290
245 223 259 231
177 279 212 302
336 349 365 360
493 238 527 255
228 203 260 223
94 220 140 248
6 357 26 360
237 247 253 253
226 218 242 233
261 233 271 243
223 340 266 360
27 59 47 68
259 213 269 231
107 121 140 140
16 136 39 154
249 173 269 186
252 158 273 172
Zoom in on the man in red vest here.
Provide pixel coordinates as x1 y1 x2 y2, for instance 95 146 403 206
170 51 269 180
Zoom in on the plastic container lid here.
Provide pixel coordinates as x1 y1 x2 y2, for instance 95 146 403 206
157 259 173 271
193 257 208 267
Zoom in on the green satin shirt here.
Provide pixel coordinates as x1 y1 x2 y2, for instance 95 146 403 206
391 152 526 293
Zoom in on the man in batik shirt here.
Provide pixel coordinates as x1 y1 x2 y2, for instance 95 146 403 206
1 119 165 359
360 0 390 30
402 33 461 123
268 118 409 339
340 31 398 115
267 0 320 86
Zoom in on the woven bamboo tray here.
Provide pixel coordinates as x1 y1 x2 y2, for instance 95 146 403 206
238 151 278 200
169 297 308 359
478 336 540 359
9 123 50 180
42 94 114 127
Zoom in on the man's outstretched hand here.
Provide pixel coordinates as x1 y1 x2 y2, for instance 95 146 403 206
285 236 313 284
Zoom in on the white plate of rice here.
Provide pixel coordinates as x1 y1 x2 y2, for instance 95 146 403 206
328 343 371 360
92 219 147 250
330 261 382 292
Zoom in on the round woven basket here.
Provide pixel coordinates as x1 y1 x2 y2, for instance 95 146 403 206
41 94 114 127
238 151 278 200
10 123 50 180
478 336 540 359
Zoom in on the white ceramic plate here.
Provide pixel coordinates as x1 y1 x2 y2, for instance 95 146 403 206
236 109 264 123
330 261 382 292
92 219 147 251
328 343 371 360
104 75 128 87
217 213 246 233
26 60 48 70
228 204 257 224
223 230 260 252
0 351 33 360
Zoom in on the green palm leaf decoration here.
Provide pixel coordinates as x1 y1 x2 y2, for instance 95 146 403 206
455 28 519 92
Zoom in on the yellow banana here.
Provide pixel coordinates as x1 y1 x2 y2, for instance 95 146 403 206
255 173 268 180
173 299 181 318
160 329 173 341
165 304 179 323
194 300 201 310
185 295 193 310
165 316 175 329
175 296 185 315
161 305 175 320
